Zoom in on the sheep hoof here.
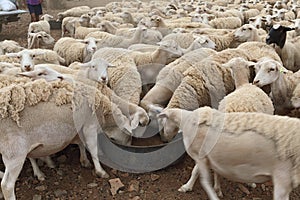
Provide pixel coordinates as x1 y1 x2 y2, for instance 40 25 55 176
37 174 46 181
178 185 192 193
96 171 109 178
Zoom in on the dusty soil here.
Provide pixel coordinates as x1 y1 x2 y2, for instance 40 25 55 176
1 3 300 200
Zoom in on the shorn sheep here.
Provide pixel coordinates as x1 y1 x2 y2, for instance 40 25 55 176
54 37 101 66
0 58 134 200
157 106 300 200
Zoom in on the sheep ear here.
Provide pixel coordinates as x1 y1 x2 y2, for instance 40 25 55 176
5 52 19 58
148 104 164 118
130 113 140 130
247 61 256 68
18 71 37 78
157 112 168 119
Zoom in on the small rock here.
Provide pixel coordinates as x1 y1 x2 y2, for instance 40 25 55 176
56 169 63 176
118 190 125 194
261 184 266 191
139 189 144 194
57 155 67 163
32 194 42 200
87 183 98 188
54 182 59 186
35 185 47 191
109 178 125 196
238 183 250 195
150 174 160 181
131 196 142 200
128 180 140 192
54 189 68 197
120 172 129 177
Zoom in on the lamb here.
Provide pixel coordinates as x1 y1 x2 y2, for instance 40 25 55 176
140 48 217 111
0 40 24 55
218 57 274 114
53 37 100 66
28 14 53 34
6 49 66 71
57 6 91 21
27 31 55 49
253 57 300 114
157 106 300 200
209 16 242 29
0 59 135 199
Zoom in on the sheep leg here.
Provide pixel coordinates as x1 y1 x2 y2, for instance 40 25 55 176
29 158 46 181
1 155 27 200
213 172 223 197
198 160 220 200
39 156 55 168
82 124 109 178
77 141 92 168
273 162 292 200
178 164 199 192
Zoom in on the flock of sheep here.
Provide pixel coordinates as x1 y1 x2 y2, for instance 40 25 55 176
1 0 300 199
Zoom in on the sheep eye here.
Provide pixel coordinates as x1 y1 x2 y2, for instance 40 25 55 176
85 41 89 44
38 72 44 76
32 55 36 58
248 27 252 30
242 28 246 31
269 68 275 72
17 56 21 59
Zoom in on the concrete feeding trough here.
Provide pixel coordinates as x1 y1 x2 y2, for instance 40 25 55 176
97 118 186 173
49 20 61 30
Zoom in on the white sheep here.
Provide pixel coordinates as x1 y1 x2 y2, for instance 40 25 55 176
6 49 66 71
27 31 55 49
253 57 300 114
218 57 274 114
0 40 24 55
53 37 100 66
140 48 217 111
74 26 103 39
0 58 133 200
157 106 300 200
209 16 242 29
233 24 266 43
86 26 147 49
61 14 91 37
28 14 53 34
57 6 91 21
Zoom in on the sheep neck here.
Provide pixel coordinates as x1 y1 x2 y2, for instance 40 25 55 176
270 72 292 107
105 22 117 34
232 68 250 88
151 48 168 64
124 28 144 44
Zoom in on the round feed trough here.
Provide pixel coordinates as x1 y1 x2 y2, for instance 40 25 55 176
97 118 186 173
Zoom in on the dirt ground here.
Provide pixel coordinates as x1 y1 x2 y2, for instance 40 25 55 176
1 2 300 200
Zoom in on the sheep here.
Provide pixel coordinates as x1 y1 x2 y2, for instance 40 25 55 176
61 14 91 37
233 24 266 43
27 31 55 49
28 14 53 34
253 57 300 114
0 40 24 55
6 49 66 71
0 75 134 200
140 48 217 111
218 57 274 114
92 47 142 104
57 6 91 21
149 15 172 37
86 26 147 49
120 11 138 27
53 37 100 66
209 16 242 29
74 26 103 39
240 7 260 24
157 106 300 200
266 24 300 72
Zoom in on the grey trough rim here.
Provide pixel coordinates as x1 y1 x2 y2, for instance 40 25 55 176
97 132 186 173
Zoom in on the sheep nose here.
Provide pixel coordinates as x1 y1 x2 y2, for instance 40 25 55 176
24 65 31 71
253 80 260 85
101 76 107 82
